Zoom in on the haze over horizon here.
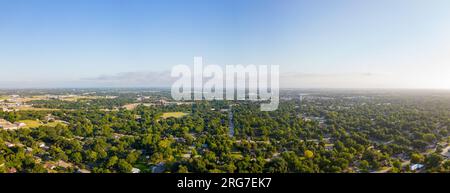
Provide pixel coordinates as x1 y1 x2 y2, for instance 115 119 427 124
1 0 450 89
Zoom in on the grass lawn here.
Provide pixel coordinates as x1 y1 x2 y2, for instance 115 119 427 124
18 120 68 129
46 120 68 127
230 152 244 160
160 112 188 119
18 120 42 128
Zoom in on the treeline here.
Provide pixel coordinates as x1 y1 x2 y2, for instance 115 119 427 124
0 92 450 173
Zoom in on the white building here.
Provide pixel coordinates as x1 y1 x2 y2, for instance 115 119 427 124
410 164 424 171
131 168 141 173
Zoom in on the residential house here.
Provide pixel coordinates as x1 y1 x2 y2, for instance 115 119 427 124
410 164 424 171
131 168 141 173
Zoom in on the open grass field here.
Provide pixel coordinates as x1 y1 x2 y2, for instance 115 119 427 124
160 112 188 119
18 120 42 128
46 120 68 127
18 119 68 129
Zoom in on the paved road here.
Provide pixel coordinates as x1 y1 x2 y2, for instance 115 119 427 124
229 106 234 137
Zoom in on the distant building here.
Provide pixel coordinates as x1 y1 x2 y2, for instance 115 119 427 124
8 167 17 173
1 107 12 112
0 119 17 130
15 122 26 128
5 142 15 148
39 142 50 150
43 162 57 170
157 99 168 105
57 160 73 169
45 114 56 122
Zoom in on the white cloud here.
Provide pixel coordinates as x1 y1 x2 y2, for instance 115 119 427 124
82 71 174 87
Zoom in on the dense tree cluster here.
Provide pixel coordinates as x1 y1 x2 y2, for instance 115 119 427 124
0 89 449 173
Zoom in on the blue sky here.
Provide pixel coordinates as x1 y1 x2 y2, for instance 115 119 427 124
1 0 450 88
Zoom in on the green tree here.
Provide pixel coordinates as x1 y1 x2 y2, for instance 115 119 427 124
117 159 132 173
177 165 189 173
424 153 443 169
411 153 424 164
304 150 314 159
